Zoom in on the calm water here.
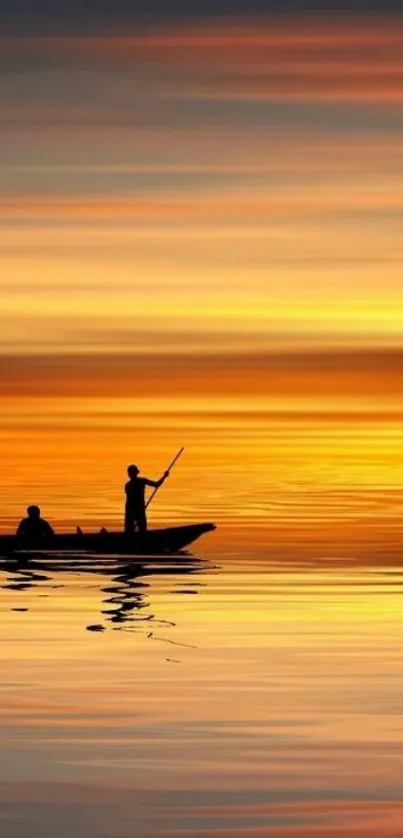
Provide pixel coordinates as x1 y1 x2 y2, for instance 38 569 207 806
2 526 403 838
2 400 403 836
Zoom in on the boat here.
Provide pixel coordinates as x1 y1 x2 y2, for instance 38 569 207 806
0 523 216 557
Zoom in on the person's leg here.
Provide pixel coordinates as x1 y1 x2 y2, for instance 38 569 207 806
137 508 147 533
124 508 135 534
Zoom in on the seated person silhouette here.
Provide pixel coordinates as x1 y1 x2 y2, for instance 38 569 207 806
16 505 55 541
125 464 169 533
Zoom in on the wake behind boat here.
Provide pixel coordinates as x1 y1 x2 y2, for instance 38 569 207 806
0 523 216 557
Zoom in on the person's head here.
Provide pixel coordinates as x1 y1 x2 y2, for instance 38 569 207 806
127 464 140 479
27 505 41 519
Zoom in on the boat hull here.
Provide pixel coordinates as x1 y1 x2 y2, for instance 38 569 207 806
0 523 216 556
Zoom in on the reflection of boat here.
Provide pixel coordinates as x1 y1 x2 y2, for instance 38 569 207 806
0 552 211 631
0 523 216 557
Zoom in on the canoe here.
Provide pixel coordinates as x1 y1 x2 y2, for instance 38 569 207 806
0 523 216 556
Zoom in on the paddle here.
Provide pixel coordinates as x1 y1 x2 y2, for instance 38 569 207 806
145 447 184 510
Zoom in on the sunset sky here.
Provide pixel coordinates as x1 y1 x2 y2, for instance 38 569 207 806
1 2 403 527
4 11 403 838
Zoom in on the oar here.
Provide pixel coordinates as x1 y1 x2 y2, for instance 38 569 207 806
145 447 184 510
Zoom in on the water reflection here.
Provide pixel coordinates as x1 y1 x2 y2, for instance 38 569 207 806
0 553 210 630
4 540 403 837
0 563 52 592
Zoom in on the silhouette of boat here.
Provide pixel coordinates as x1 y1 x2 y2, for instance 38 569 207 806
0 523 216 557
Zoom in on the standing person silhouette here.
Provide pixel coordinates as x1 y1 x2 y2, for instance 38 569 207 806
124 464 169 534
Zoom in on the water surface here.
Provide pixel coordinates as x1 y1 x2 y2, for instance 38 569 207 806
2 398 403 835
2 525 403 837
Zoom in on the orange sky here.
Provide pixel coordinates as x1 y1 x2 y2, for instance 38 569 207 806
1 16 403 381
1 15 403 529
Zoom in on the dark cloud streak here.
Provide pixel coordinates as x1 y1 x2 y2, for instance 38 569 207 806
1 348 402 398
1 1 402 36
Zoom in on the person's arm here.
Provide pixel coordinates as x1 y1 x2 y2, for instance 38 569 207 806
144 471 170 489
16 520 26 536
45 521 55 537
